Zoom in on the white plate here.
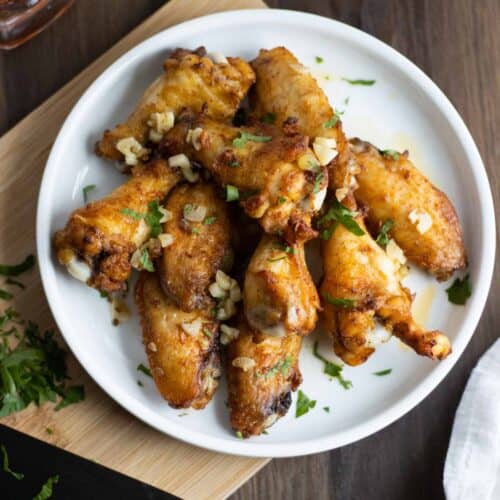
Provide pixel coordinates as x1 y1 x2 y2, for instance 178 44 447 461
36 10 495 458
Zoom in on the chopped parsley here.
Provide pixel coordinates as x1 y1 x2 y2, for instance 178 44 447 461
232 131 272 148
0 289 13 300
277 196 287 204
121 200 163 237
342 78 376 86
0 254 35 277
264 356 292 379
203 216 217 225
0 316 85 417
203 328 212 338
313 341 352 389
267 256 287 263
446 274 472 305
320 228 334 241
46 427 54 435
55 385 85 411
99 290 109 299
318 199 364 237
82 184 96 204
373 369 392 376
120 208 143 220
178 412 189 417
375 219 394 248
315 56 324 63
323 406 330 413
226 185 239 202
137 380 144 387
191 228 200 235
139 248 154 272
235 431 244 439
262 430 269 435
1 444 24 480
322 293 356 308
313 172 324 194
323 111 342 128
229 161 240 168
33 474 59 500
261 112 276 124
5 278 24 290
379 149 400 161
344 96 350 105
137 363 152 377
295 390 316 418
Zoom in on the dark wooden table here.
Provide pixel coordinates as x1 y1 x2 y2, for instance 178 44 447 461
1 1 498 499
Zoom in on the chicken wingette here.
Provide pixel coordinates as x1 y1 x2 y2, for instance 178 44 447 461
96 47 256 165
320 212 451 366
159 182 233 311
226 319 302 437
243 234 319 337
350 138 467 280
251 46 358 200
161 111 327 242
54 158 181 292
135 272 221 409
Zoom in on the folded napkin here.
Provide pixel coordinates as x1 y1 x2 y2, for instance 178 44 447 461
444 338 500 500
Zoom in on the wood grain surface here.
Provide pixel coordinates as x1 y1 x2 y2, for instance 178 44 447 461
0 1 498 500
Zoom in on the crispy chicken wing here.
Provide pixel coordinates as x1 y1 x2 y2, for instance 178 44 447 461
161 112 327 242
226 319 302 436
96 47 256 164
54 159 181 292
320 214 451 366
251 47 358 198
243 234 319 337
159 182 233 311
350 139 467 280
135 272 221 409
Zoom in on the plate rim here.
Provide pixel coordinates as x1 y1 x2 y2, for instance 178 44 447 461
36 8 496 458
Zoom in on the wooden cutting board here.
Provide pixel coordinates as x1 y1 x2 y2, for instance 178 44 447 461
0 1 269 498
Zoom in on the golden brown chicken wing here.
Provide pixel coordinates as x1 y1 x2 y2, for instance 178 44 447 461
159 182 233 311
161 111 327 242
135 272 221 409
54 158 181 292
226 319 302 437
350 139 467 280
243 234 319 337
96 47 256 164
251 46 358 198
320 212 451 366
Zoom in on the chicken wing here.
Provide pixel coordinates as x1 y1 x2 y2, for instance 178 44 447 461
243 234 319 337
135 272 221 409
96 47 256 164
320 213 451 366
54 158 181 292
226 319 302 436
251 47 358 199
159 182 233 311
161 111 327 242
350 139 467 280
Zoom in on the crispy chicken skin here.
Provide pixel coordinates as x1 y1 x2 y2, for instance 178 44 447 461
350 138 467 280
244 234 319 337
96 47 256 162
320 216 451 366
226 320 302 436
251 47 358 197
161 112 327 242
135 272 221 409
159 182 233 311
54 159 181 292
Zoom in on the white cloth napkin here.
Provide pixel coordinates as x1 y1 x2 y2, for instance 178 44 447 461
444 338 500 500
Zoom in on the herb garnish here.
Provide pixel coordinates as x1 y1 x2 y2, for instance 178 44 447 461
229 161 240 168
191 228 200 235
120 208 143 220
277 196 287 205
33 474 59 500
137 363 152 377
55 385 85 411
373 369 392 376
323 406 330 413
235 431 244 439
0 255 35 277
0 289 13 300
313 341 352 389
203 216 217 225
322 293 356 308
295 390 316 418
137 380 143 387
267 256 287 263
261 112 276 124
203 328 212 338
0 316 85 417
121 200 163 237
446 274 472 305
318 199 364 237
226 185 239 202
379 149 400 161
5 278 25 290
46 427 54 435
82 184 96 204
342 78 376 86
139 248 154 272
1 444 24 480
313 172 324 194
315 56 323 63
264 356 292 379
375 219 394 248
232 132 272 148
323 111 342 128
